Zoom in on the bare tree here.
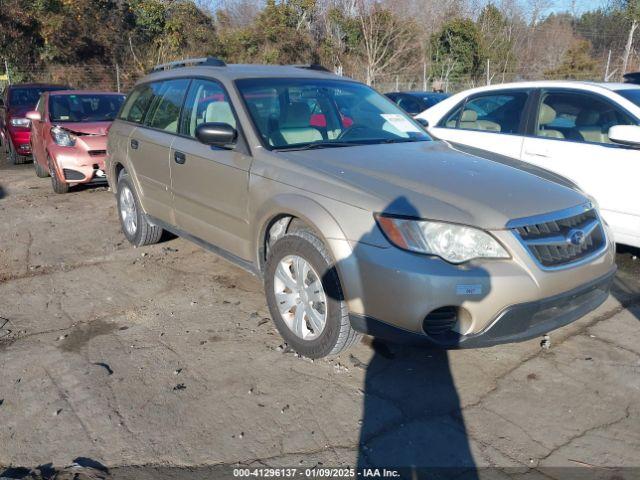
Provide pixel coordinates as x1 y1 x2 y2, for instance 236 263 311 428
356 0 417 85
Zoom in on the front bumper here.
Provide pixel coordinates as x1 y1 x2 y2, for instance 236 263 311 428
7 127 31 155
49 140 107 185
349 268 615 348
333 222 616 348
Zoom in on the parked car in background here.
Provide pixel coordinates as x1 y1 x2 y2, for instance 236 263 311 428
106 58 615 358
417 81 640 249
623 72 640 84
27 90 125 193
0 83 69 164
385 91 450 116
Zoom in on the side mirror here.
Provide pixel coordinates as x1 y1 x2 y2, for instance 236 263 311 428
26 110 41 122
609 125 640 148
415 117 429 128
195 122 237 148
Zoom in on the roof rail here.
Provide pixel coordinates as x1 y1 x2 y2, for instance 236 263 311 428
294 64 332 73
150 57 226 73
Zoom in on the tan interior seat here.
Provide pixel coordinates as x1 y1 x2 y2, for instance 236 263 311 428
575 110 608 143
205 101 236 127
459 109 479 129
477 120 501 132
270 102 322 145
537 104 564 139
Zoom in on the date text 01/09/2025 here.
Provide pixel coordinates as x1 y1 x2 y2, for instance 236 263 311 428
232 468 401 478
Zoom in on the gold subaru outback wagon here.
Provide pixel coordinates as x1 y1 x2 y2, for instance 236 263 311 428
106 58 616 358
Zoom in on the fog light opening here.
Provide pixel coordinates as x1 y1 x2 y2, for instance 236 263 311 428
423 306 472 340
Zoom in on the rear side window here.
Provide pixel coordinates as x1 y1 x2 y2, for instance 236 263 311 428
536 91 635 144
442 92 527 134
180 79 236 137
145 79 190 133
119 84 155 124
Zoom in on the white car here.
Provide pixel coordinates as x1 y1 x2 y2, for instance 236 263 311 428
417 81 640 248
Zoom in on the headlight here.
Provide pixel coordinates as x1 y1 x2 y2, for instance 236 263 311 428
10 117 30 127
50 126 76 147
375 214 510 263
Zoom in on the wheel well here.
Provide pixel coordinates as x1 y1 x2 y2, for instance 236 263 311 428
260 215 332 274
113 163 125 191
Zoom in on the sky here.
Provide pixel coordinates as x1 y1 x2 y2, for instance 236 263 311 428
547 0 609 14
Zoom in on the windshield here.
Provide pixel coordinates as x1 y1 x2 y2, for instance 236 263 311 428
236 78 431 150
616 89 640 108
49 94 126 123
9 87 65 108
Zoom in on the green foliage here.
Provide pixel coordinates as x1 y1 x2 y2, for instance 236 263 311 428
431 18 486 81
544 39 600 80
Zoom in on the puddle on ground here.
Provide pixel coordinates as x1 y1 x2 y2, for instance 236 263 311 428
58 319 119 353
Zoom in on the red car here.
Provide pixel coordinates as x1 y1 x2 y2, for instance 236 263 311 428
27 90 125 193
0 83 69 164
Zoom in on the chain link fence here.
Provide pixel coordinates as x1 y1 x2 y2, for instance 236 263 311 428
0 63 619 97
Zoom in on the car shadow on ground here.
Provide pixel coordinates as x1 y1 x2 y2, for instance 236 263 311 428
325 196 485 478
612 244 640 321
0 457 108 479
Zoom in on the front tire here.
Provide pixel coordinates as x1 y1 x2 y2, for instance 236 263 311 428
33 149 49 178
48 155 69 194
116 171 163 247
264 224 360 358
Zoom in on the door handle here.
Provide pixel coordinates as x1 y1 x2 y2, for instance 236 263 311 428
130 139 139 150
524 149 549 158
174 151 186 165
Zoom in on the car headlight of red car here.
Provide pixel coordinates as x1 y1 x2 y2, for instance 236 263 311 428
50 126 77 147
10 118 30 127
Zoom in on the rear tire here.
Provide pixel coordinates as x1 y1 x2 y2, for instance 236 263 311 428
264 224 360 358
116 171 163 247
48 155 69 194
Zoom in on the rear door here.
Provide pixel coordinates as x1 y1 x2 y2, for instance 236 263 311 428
170 78 253 260
126 79 190 225
430 89 530 159
520 89 640 245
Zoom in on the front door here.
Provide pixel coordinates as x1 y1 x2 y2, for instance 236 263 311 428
31 94 48 167
170 78 253 260
520 89 640 246
430 90 530 159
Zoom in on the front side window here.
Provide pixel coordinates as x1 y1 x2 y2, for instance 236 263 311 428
180 79 236 137
145 79 190 133
49 94 125 123
236 78 431 150
119 84 155 124
536 91 635 144
446 92 527 133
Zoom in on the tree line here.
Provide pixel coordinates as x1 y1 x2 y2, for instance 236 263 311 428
0 0 639 92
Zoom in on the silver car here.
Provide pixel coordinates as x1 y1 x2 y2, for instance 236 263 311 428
106 58 616 358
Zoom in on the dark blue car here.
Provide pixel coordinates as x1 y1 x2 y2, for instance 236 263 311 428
385 91 451 116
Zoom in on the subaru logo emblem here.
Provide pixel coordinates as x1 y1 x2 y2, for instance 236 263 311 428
567 229 586 246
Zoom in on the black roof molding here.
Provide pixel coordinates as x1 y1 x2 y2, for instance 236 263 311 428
150 57 226 73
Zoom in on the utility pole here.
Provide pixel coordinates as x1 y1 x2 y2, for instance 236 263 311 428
423 61 427 91
622 19 638 79
604 50 612 81
4 60 11 85
115 63 121 93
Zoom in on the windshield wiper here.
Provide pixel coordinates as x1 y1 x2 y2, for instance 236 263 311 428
274 141 366 152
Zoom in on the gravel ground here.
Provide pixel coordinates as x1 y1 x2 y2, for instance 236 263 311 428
0 153 639 479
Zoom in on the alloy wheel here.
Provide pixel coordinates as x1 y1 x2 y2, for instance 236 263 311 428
273 255 327 340
119 185 138 236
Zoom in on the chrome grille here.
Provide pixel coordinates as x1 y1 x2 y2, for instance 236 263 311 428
511 205 606 268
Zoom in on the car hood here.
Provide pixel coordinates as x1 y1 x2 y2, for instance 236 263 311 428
278 140 587 230
53 122 111 136
8 106 33 118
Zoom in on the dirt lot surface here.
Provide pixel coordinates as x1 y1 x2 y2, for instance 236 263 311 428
1 155 639 479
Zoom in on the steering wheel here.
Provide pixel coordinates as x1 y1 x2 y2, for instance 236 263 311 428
337 124 372 141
